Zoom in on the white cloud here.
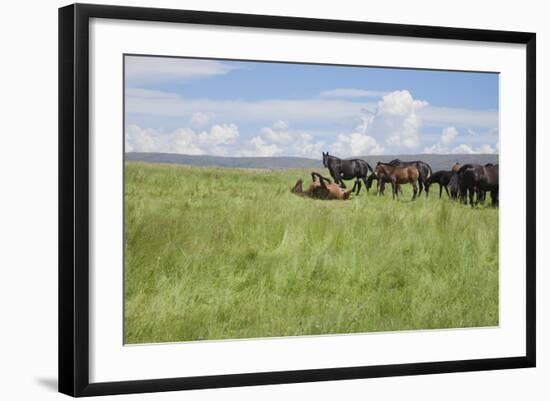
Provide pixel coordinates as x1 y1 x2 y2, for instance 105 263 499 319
190 112 211 127
126 88 375 124
199 124 239 146
418 106 498 129
126 88 180 100
477 144 496 154
250 118 383 158
326 110 383 156
273 120 288 130
331 133 383 156
320 88 388 98
170 128 207 155
125 57 236 84
423 143 445 154
242 136 282 157
440 126 458 145
451 144 475 154
125 125 158 153
378 90 428 117
126 87 499 157
125 123 239 156
240 122 324 158
126 88 498 131
375 90 428 149
259 127 292 144
451 143 496 154
423 126 458 154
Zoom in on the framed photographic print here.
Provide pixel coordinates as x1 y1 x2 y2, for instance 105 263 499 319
58 3 536 397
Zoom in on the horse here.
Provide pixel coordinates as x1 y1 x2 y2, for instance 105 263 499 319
374 162 420 200
366 172 401 195
388 159 432 196
457 164 499 207
447 163 464 200
322 152 373 195
425 170 453 198
448 172 461 200
291 172 353 200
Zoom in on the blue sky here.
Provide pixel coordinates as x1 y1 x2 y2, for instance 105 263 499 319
125 55 499 157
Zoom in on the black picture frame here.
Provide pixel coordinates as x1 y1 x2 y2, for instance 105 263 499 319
59 3 536 397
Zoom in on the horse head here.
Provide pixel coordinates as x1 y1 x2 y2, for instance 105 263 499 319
374 161 382 176
322 152 329 167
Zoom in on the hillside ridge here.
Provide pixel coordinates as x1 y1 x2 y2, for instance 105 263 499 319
125 152 499 172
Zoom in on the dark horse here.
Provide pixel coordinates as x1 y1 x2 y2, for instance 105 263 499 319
458 164 499 207
447 163 463 200
425 170 453 198
388 159 432 196
322 152 373 195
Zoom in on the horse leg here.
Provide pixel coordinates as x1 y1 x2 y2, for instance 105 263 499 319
362 177 368 194
469 187 475 208
418 179 424 197
412 180 418 201
330 168 345 188
351 180 358 193
476 189 482 205
439 184 443 199
491 189 499 207
444 185 450 198
356 179 362 195
338 176 347 189
392 181 397 200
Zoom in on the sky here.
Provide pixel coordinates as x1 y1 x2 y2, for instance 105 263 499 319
124 55 499 158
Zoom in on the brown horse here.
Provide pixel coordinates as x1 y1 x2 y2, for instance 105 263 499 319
374 162 420 200
458 164 499 207
291 172 352 200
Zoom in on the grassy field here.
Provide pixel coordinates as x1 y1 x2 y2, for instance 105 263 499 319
124 161 499 344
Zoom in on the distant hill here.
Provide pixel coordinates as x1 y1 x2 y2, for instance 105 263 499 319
125 152 499 172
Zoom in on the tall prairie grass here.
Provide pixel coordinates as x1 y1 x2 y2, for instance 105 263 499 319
124 161 499 344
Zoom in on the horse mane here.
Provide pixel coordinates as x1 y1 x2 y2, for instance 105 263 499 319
457 164 475 174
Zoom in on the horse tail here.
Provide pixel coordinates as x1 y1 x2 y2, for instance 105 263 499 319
424 162 433 179
366 161 374 175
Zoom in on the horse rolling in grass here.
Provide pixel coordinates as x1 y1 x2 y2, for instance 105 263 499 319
322 152 373 195
291 172 353 200
374 162 420 200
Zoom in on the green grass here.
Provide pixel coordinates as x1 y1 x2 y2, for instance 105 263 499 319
124 161 499 344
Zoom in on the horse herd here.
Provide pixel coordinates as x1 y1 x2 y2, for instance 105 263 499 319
291 152 499 207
